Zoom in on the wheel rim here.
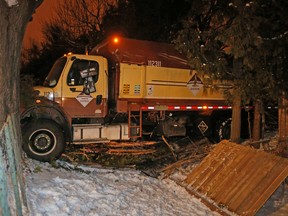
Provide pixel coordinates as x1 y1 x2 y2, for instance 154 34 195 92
218 118 232 140
222 124 231 139
28 129 57 156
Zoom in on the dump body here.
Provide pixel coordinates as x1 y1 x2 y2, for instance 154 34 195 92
90 36 190 68
90 37 227 113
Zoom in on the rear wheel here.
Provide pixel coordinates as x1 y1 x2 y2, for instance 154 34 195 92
22 120 65 162
214 118 231 142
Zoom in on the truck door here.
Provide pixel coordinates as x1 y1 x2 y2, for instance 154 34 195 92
61 57 107 118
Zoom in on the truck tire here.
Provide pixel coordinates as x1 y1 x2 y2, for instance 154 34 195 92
214 118 231 142
22 120 65 162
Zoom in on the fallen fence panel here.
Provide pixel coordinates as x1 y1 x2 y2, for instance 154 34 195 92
182 140 288 216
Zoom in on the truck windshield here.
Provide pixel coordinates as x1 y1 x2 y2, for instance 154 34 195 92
43 57 67 87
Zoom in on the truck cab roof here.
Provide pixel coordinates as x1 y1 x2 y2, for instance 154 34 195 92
90 36 190 69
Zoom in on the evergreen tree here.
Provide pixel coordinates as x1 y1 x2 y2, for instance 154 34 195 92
174 0 288 142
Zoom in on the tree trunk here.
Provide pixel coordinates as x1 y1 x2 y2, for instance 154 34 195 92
231 92 241 143
230 58 243 143
252 99 261 141
0 0 43 214
278 95 288 157
0 0 40 124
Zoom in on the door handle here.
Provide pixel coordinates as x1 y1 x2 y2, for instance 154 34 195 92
70 88 82 92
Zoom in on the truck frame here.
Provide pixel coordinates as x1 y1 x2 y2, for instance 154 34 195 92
21 36 243 162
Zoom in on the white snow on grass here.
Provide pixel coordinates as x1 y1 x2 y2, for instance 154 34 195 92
25 159 218 216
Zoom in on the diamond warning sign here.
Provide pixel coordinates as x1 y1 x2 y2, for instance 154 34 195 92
76 93 93 107
198 121 208 134
187 74 204 96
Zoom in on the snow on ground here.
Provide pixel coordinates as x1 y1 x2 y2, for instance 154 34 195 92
24 159 219 216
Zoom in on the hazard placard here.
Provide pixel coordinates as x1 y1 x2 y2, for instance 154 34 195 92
187 74 203 96
198 120 208 134
76 93 93 107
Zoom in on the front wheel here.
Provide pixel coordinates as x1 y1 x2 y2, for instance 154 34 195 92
22 120 65 162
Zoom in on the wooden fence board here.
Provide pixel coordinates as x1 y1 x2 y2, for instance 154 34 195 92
0 114 26 215
183 140 288 215
209 150 251 201
0 126 10 216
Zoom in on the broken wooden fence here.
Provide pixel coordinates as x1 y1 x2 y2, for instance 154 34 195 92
0 114 26 215
182 140 288 215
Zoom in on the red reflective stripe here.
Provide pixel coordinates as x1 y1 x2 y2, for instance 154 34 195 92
141 105 232 110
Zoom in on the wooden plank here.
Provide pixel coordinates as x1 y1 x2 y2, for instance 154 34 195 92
0 126 10 216
208 143 256 203
10 114 27 206
200 143 248 196
222 153 265 205
107 141 157 147
227 154 281 211
184 141 228 186
189 142 238 192
106 149 156 155
184 143 222 184
237 159 288 215
209 147 254 201
182 140 288 215
5 116 23 215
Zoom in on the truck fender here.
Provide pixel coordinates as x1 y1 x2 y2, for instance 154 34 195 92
21 104 72 143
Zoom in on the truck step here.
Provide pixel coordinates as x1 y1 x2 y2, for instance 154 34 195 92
72 138 110 145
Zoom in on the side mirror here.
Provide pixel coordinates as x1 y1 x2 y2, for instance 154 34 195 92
49 79 57 87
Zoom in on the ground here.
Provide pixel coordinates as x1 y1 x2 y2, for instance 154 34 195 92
24 133 288 215
24 159 218 215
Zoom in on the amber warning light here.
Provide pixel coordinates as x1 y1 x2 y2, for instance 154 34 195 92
64 52 73 57
113 37 119 43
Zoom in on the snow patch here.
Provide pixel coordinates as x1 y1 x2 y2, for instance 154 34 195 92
24 159 218 215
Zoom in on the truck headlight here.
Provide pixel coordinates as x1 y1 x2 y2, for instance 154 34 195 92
44 91 55 101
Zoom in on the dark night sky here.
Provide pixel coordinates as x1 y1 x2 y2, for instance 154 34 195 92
23 0 64 48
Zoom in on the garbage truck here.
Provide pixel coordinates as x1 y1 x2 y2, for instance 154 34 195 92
21 36 242 162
